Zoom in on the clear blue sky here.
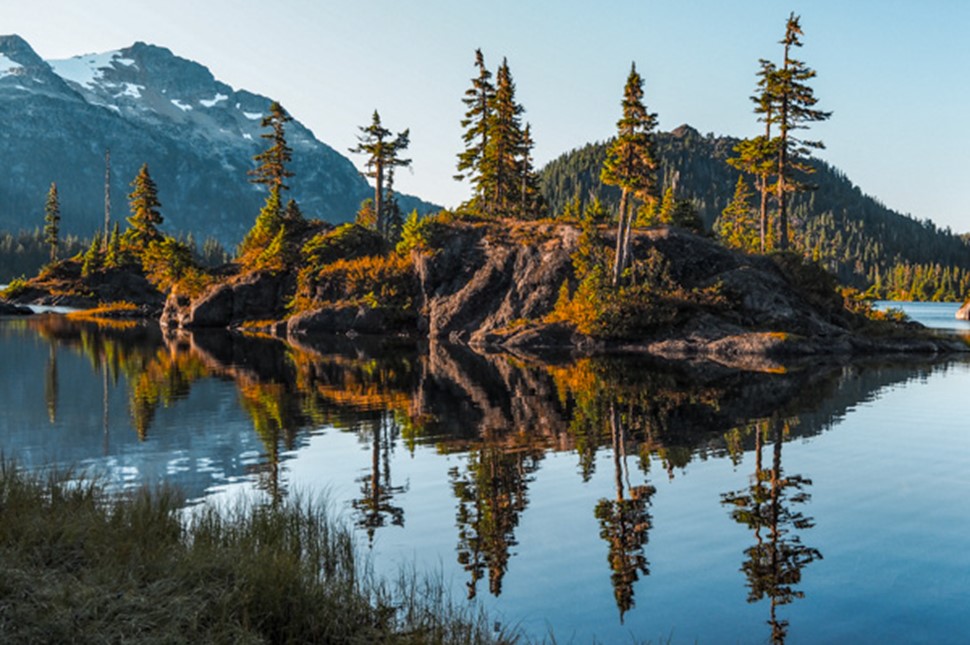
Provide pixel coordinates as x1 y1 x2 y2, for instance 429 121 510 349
3 0 968 232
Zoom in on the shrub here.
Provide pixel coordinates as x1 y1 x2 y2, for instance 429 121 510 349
1 276 29 299
396 210 448 255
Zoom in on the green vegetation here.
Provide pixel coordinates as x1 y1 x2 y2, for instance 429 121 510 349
351 110 412 241
455 51 543 218
0 462 504 644
600 63 659 286
539 132 970 302
126 163 164 249
43 182 60 263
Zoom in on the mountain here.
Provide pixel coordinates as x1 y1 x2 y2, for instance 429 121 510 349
0 35 432 246
539 125 970 297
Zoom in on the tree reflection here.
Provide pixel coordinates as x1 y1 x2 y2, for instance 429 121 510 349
352 416 407 543
594 403 655 622
450 439 542 599
721 417 822 644
45 342 57 424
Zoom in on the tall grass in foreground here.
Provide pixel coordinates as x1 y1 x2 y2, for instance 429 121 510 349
0 462 511 644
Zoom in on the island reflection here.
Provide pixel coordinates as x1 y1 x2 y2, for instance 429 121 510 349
8 314 960 636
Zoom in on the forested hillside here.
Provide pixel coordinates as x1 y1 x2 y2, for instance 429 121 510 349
539 125 970 300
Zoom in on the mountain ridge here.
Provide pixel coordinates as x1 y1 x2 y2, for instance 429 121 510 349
0 34 434 247
539 125 970 296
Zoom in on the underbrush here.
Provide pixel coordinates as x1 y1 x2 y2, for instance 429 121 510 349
0 463 510 644
292 253 418 323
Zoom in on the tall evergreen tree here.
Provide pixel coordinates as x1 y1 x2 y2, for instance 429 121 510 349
516 123 544 218
240 101 295 260
601 63 659 286
456 49 495 211
250 101 294 193
351 110 411 239
771 13 831 250
728 58 778 252
43 182 60 263
127 163 163 248
481 58 525 217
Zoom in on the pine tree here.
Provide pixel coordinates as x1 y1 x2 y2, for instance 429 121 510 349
481 58 525 216
126 163 163 249
601 63 659 286
771 13 831 250
249 101 294 192
716 175 760 252
728 59 779 253
240 101 295 261
81 229 103 277
351 110 411 239
516 123 544 218
456 49 496 211
104 222 122 268
43 182 60 263
656 186 676 225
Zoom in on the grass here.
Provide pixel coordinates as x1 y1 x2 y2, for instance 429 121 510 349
0 462 512 644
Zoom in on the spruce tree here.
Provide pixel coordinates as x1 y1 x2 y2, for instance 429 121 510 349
716 175 759 252
350 110 411 239
516 123 544 218
127 163 163 248
601 63 659 286
250 101 294 192
481 58 525 217
43 182 60 263
771 13 831 250
456 49 495 212
241 101 295 261
728 59 779 253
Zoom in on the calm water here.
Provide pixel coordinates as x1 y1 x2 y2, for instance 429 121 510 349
0 306 968 643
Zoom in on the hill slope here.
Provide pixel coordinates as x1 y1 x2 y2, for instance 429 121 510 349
539 125 970 297
0 35 432 246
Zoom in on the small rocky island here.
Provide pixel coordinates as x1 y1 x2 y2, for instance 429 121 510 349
8 217 961 371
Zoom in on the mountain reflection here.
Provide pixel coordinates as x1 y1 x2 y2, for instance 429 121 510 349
8 315 962 630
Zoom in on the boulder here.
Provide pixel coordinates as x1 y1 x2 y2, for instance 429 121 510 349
0 299 32 315
160 270 289 329
957 301 970 321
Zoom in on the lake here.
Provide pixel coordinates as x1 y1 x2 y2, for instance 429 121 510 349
0 303 968 643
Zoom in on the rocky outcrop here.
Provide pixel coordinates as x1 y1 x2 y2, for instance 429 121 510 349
414 221 967 361
160 270 289 329
287 305 390 337
414 222 578 344
0 298 31 315
8 261 165 313
158 219 967 362
957 301 970 321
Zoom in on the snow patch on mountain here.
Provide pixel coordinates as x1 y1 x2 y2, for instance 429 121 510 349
200 93 228 107
170 98 193 111
243 111 262 120
115 82 143 99
48 50 135 90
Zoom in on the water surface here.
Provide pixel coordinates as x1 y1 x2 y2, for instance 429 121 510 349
0 310 968 643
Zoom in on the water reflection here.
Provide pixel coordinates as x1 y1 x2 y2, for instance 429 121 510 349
1 314 963 636
594 403 654 622
722 417 822 644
